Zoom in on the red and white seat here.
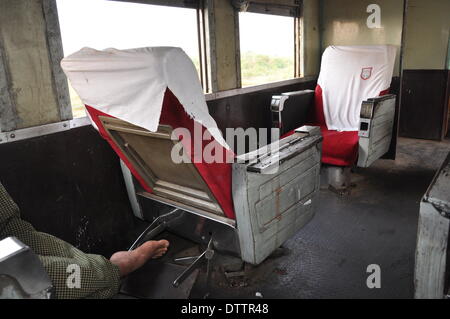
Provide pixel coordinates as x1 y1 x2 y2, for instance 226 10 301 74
314 45 396 166
62 47 322 264
274 45 397 168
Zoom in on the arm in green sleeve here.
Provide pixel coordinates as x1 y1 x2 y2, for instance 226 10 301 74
0 182 121 299
38 243 121 299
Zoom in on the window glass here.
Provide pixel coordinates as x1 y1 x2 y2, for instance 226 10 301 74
239 12 295 87
57 0 200 117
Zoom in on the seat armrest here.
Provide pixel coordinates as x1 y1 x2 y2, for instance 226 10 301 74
271 90 315 135
232 125 322 264
360 94 396 120
235 125 322 174
0 237 53 299
358 94 396 167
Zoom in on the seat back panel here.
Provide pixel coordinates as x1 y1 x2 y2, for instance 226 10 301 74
98 115 225 217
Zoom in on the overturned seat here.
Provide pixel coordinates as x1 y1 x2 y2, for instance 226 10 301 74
62 47 322 265
272 45 397 169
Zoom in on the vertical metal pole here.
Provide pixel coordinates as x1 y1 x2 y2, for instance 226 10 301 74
204 0 218 93
234 7 242 88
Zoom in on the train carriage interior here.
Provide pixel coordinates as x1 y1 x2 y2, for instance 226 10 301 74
0 0 449 300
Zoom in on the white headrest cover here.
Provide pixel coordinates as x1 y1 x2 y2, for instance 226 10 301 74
317 45 397 131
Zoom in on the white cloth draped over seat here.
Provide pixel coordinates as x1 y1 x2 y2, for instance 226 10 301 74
317 45 397 131
61 46 229 149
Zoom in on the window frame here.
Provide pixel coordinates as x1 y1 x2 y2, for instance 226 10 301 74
46 0 303 122
53 0 206 119
240 1 301 18
113 0 199 10
43 0 72 122
237 6 304 88
235 1 303 88
2 0 308 141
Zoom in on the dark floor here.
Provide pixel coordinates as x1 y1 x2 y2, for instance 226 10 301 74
4 124 449 299
186 137 450 299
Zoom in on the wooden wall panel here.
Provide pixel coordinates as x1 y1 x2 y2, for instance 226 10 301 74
399 70 450 141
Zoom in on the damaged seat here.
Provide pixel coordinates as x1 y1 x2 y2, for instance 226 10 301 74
62 47 322 265
272 45 397 169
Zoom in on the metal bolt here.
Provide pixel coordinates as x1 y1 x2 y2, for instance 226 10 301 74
10 133 15 138
63 123 68 127
205 250 214 259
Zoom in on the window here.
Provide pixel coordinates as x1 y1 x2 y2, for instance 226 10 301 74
239 12 296 87
56 0 200 118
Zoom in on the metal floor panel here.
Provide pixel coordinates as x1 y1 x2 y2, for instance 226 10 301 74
120 261 198 299
119 232 201 299
190 137 450 299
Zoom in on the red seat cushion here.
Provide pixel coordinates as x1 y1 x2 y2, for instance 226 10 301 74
309 84 389 166
304 84 359 166
282 125 359 167
303 85 359 166
321 128 359 166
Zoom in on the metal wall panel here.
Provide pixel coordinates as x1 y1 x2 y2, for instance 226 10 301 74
0 0 61 129
321 0 404 76
403 0 450 70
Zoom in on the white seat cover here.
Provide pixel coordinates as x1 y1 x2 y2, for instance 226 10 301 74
61 46 228 148
317 45 397 131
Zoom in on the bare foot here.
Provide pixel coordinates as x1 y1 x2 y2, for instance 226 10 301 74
110 240 169 277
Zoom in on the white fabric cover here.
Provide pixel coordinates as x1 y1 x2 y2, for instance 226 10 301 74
318 45 397 131
61 47 228 148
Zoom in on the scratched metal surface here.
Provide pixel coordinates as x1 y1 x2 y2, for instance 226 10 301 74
425 152 450 212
